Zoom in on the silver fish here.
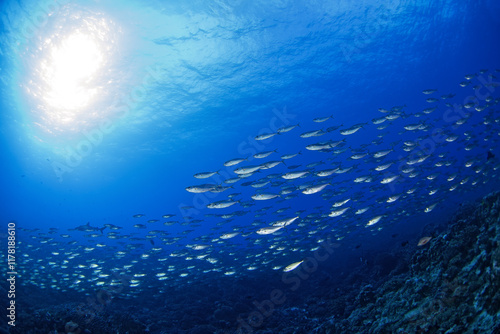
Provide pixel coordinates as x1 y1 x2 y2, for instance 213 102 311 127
281 152 301 160
302 183 329 195
300 129 325 138
234 165 262 174
282 171 309 179
254 150 277 159
224 158 246 167
194 171 219 179
256 226 283 235
422 89 437 94
329 207 349 217
255 132 278 141
340 124 364 135
251 193 280 200
207 200 239 209
185 184 217 193
313 115 333 123
283 260 304 272
277 124 300 133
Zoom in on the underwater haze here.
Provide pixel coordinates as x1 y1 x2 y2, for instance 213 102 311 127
1 0 500 333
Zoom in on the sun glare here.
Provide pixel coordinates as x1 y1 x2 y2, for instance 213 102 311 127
44 33 102 111
22 10 119 136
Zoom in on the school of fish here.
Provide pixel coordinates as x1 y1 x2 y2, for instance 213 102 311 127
5 69 500 300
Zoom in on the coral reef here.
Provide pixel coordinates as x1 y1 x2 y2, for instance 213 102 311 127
318 191 500 333
65 321 81 334
7 303 151 334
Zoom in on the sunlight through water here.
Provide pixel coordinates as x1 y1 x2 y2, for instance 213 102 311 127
21 7 120 138
43 32 102 111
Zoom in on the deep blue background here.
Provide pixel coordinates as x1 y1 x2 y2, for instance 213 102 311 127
0 0 499 262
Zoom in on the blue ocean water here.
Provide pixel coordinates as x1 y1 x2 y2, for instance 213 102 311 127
1 0 500 333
